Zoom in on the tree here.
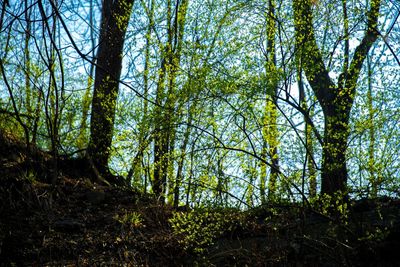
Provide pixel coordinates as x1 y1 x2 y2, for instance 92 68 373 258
297 68 317 198
260 0 280 203
127 0 155 189
76 0 98 153
87 0 134 183
37 0 66 185
152 0 189 201
0 0 397 208
293 0 382 196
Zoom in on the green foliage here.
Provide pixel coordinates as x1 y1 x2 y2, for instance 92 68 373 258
169 208 244 254
114 211 143 228
359 227 389 243
24 170 37 183
0 0 398 207
312 192 349 222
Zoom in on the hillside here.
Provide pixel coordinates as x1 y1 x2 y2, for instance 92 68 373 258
1 132 400 266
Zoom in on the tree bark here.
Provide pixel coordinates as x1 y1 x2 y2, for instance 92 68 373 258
87 0 134 182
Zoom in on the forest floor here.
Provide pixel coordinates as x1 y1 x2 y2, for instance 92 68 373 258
1 131 400 266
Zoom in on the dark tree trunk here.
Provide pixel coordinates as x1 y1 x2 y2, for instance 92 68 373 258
153 128 170 201
293 0 381 197
320 107 350 195
87 0 133 182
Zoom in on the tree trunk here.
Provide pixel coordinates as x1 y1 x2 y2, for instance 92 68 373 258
298 64 317 197
152 0 189 201
262 0 280 201
128 0 155 188
77 0 96 154
293 0 381 197
320 110 350 195
87 0 133 182
174 109 193 207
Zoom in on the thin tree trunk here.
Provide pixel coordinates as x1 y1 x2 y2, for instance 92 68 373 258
128 0 155 188
367 55 378 197
77 0 96 153
262 0 280 201
24 0 32 116
298 64 317 197
38 0 63 185
153 0 189 201
174 108 193 207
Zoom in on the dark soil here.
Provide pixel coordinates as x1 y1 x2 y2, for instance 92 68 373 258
1 131 400 266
